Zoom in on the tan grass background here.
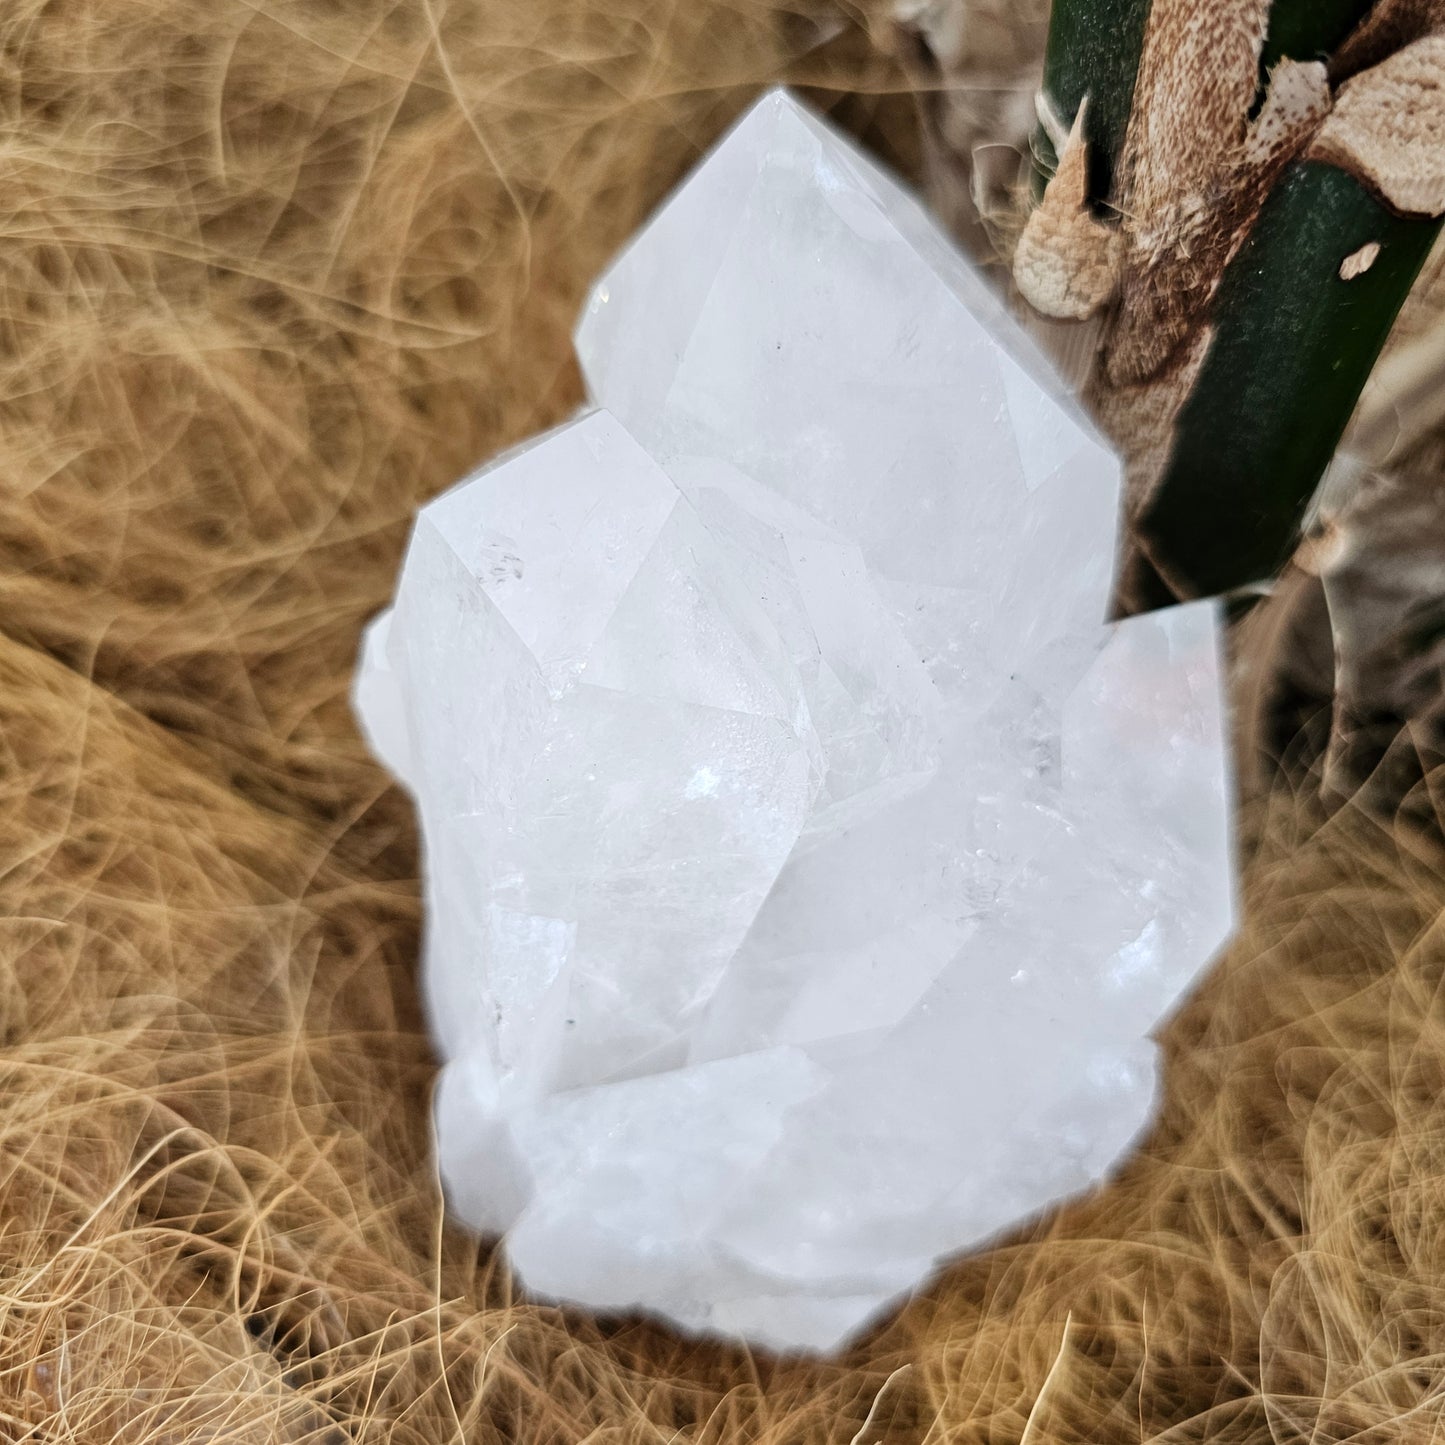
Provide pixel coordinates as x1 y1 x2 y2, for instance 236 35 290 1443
2 1 1444 1440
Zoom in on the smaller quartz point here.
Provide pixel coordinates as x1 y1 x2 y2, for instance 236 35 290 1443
355 90 1236 1354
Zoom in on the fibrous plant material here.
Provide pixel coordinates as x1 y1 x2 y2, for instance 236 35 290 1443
356 91 1235 1353
3 0 1445 1441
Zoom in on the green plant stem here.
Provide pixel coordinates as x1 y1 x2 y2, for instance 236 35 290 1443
1259 0 1374 72
1038 0 1153 204
1138 162 1443 599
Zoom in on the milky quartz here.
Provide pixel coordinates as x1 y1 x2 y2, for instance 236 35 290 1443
354 90 1235 1353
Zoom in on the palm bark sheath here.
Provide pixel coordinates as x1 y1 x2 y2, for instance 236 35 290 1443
1017 0 1445 613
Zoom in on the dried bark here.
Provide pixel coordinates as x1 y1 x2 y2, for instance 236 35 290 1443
1310 34 1445 218
1106 8 1332 384
1013 103 1121 318
1331 0 1445 78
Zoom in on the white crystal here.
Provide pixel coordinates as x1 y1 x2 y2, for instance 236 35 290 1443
355 90 1236 1354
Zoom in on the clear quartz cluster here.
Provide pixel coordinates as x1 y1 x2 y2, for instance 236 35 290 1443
354 90 1235 1353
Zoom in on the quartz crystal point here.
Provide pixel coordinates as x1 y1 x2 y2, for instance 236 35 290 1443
354 90 1236 1354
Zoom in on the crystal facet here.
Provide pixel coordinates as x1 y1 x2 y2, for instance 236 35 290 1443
355 90 1236 1354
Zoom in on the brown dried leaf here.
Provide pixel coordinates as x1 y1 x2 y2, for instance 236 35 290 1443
1012 104 1122 319
1310 34 1445 218
1348 299 1445 460
889 0 1047 259
1321 463 1445 799
1231 564 1335 797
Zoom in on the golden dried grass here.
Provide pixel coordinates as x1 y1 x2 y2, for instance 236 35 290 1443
1 1 1444 1440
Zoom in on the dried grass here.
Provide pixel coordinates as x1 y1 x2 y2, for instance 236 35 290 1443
2 1 1444 1440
